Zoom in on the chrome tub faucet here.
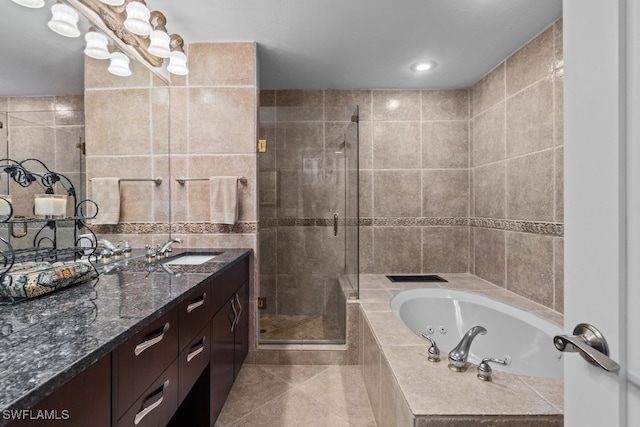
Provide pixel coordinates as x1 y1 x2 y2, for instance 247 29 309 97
448 325 487 372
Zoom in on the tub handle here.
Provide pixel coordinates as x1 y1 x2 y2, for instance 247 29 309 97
420 333 440 362
553 323 620 372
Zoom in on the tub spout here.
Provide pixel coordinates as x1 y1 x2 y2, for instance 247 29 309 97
448 325 487 372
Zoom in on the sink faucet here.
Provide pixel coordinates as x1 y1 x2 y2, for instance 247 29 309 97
158 238 181 256
97 238 122 256
448 325 487 372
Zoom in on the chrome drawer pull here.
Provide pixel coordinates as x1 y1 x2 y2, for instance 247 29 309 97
186 337 206 363
186 293 206 313
134 322 170 356
134 380 169 425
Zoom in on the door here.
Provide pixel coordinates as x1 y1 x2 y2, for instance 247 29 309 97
563 0 640 425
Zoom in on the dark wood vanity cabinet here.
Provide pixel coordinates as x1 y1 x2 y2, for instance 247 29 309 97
209 257 251 422
12 254 250 427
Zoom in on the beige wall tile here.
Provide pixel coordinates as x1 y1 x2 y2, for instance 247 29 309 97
474 227 506 286
373 227 422 273
169 87 188 155
373 121 421 169
423 227 470 273
151 87 170 155
84 56 152 89
423 169 469 217
169 155 188 222
506 150 554 221
373 170 421 217
506 232 554 308
554 237 564 313
506 79 554 157
473 63 505 115
325 90 372 122
358 121 373 170
473 102 505 166
474 162 505 219
555 147 563 222
55 126 84 173
9 126 54 162
359 227 374 273
422 121 469 169
259 90 276 106
276 90 324 106
188 42 256 87
372 90 421 121
506 26 554 96
422 89 469 120
362 318 381 426
85 89 152 156
188 87 256 154
359 170 373 217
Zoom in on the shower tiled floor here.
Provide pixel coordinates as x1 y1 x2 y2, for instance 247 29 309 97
215 364 376 427
259 314 342 341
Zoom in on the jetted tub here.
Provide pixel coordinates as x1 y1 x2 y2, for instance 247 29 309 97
390 288 563 378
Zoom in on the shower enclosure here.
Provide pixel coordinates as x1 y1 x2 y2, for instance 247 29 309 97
258 103 359 343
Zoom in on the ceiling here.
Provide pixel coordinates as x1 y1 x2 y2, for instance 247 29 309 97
0 0 562 96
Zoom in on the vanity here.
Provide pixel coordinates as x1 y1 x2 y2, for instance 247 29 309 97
0 248 251 427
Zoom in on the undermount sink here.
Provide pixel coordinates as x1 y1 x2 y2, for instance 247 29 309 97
163 253 221 265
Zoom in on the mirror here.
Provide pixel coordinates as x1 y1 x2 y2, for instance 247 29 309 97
0 1 171 252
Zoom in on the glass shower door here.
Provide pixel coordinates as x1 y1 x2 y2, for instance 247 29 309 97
258 104 358 344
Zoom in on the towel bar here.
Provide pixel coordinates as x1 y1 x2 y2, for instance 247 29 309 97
90 178 162 185
175 176 247 185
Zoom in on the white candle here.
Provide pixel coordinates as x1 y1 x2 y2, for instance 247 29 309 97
34 195 67 217
0 196 11 217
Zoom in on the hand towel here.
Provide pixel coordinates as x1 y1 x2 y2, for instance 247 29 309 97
210 176 238 225
91 177 120 225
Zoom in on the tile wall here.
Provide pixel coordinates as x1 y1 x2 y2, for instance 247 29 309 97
0 95 85 218
84 56 171 246
258 18 564 314
258 91 357 324
470 19 564 312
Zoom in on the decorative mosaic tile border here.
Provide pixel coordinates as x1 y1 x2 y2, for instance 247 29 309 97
91 218 563 237
92 222 257 235
260 217 563 237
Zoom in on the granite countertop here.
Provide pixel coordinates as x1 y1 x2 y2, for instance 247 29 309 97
0 248 251 418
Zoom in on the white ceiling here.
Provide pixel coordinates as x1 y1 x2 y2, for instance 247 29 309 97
0 0 561 97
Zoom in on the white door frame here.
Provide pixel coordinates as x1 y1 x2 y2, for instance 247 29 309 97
564 0 640 425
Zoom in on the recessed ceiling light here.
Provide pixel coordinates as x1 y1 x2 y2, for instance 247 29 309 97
412 61 437 72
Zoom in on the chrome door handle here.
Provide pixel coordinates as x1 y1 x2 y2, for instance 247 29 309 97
134 322 170 356
134 380 169 425
186 292 206 313
186 337 206 363
553 323 620 372
333 213 339 236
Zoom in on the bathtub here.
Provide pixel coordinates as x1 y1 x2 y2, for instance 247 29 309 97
390 288 563 378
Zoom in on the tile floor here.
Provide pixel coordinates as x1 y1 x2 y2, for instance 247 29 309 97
215 364 376 427
259 314 343 342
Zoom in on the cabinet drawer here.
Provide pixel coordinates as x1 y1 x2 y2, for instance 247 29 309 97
210 256 250 314
178 284 211 351
117 359 178 427
115 310 179 418
178 323 211 404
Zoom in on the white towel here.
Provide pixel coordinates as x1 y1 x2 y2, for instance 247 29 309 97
210 176 238 225
91 177 120 225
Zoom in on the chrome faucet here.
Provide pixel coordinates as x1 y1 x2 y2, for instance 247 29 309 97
448 325 487 372
97 238 123 256
158 238 181 256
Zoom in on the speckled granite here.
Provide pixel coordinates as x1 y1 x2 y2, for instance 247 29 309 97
0 248 251 422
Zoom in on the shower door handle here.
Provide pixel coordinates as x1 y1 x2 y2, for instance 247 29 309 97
333 213 339 236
